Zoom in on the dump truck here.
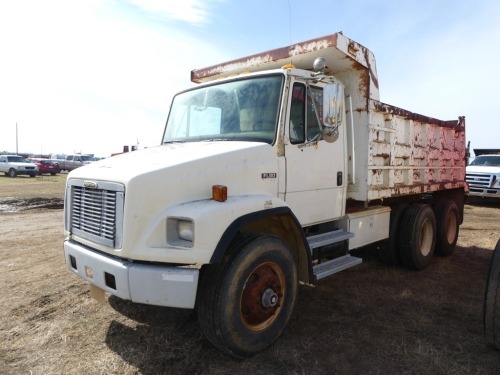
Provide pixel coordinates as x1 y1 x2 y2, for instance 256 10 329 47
63 32 467 358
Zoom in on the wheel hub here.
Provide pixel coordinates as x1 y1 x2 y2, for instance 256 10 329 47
261 288 278 308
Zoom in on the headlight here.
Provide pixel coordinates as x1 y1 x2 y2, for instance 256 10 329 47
177 220 194 241
493 175 500 187
167 217 194 247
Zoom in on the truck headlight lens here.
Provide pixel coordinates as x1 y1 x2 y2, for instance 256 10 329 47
177 220 194 242
167 217 194 247
493 175 499 187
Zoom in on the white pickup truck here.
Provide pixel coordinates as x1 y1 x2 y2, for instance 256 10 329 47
466 154 500 199
63 32 467 358
0 155 38 177
57 154 94 172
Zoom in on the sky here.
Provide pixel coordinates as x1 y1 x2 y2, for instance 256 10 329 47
0 0 499 157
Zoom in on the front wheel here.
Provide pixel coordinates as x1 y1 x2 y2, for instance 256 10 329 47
197 233 298 358
8 168 17 178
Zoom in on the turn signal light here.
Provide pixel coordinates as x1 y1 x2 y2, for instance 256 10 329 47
212 185 227 202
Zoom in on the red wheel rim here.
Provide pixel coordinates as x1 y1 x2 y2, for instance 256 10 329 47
240 262 285 331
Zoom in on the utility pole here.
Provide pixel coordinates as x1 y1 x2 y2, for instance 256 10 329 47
16 122 18 154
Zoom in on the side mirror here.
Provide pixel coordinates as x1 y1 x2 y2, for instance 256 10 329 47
322 82 344 143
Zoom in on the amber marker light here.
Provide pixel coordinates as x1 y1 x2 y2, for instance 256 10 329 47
212 185 228 202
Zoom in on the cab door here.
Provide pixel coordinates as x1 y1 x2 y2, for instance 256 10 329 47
284 81 346 226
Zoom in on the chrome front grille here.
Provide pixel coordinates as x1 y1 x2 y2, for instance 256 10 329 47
72 188 116 239
67 180 124 248
466 173 493 188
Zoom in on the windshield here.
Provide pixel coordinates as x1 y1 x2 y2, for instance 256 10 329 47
470 155 500 167
7 156 28 163
163 75 283 144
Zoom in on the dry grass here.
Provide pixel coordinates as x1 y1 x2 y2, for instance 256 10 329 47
0 173 67 199
1 180 500 374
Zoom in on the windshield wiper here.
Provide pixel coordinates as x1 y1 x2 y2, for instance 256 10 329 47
163 140 184 144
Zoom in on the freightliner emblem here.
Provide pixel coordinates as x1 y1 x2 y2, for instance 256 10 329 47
83 181 98 189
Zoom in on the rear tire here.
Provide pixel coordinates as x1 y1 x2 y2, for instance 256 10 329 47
379 203 408 266
484 239 500 350
197 233 298 358
434 200 459 256
399 204 436 270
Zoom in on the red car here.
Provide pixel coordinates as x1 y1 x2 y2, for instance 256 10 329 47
29 158 61 175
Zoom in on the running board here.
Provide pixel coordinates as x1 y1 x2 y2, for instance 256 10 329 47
307 229 354 250
313 255 362 280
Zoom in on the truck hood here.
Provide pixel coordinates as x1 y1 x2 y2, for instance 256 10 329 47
466 165 500 174
67 141 280 207
67 141 280 258
69 142 277 183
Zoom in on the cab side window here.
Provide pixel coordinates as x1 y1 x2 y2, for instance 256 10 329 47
289 83 305 144
289 83 323 144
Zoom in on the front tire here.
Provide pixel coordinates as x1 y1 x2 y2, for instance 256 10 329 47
8 168 17 178
399 204 436 270
197 233 298 358
484 239 500 350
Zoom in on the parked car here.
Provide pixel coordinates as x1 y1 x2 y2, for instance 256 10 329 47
0 155 38 177
28 158 61 175
465 155 500 199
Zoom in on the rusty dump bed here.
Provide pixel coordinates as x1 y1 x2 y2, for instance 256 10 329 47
363 104 466 201
191 33 380 101
192 32 467 202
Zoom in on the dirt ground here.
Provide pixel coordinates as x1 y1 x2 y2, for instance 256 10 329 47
1 176 500 374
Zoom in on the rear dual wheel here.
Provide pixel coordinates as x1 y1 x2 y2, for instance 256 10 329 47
379 203 408 266
434 200 459 256
399 204 436 270
197 234 298 358
397 200 459 269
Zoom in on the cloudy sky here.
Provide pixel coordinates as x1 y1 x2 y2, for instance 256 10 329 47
0 0 498 157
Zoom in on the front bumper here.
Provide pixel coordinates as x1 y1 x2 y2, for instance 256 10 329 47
16 169 38 176
468 186 500 199
64 240 199 309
